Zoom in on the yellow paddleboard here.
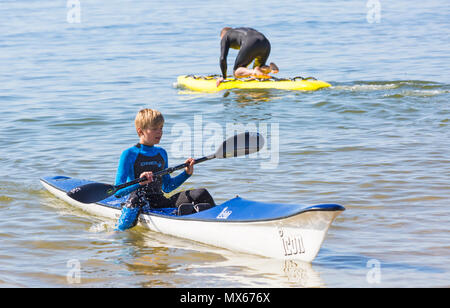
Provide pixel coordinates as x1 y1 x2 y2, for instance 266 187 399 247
176 75 331 93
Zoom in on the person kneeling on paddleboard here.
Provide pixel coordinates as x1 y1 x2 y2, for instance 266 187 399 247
216 27 279 87
114 109 215 231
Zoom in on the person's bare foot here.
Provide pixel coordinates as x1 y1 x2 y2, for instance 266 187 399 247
252 67 271 79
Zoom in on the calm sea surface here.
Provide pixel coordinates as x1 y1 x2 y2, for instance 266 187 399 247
0 0 449 287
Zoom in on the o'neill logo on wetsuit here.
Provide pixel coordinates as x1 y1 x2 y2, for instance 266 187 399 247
140 161 162 168
216 207 232 219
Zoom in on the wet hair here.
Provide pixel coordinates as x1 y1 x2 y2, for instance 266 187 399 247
220 27 232 37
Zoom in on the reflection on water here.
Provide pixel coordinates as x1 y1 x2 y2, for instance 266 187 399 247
39 216 325 287
226 89 280 105
124 230 324 288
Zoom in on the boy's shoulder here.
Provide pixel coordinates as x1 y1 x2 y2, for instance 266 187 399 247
121 144 140 156
151 145 168 157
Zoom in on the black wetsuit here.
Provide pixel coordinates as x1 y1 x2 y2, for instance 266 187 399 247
220 27 271 79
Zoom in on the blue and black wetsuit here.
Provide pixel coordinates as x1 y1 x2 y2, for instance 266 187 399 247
114 143 215 231
220 27 271 79
115 143 190 203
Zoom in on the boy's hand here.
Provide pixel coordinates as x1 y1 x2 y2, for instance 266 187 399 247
184 158 195 175
139 171 154 185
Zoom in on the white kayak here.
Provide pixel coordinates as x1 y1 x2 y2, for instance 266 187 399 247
40 176 345 262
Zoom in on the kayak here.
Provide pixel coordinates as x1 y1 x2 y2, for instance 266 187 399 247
40 175 344 262
41 176 344 261
176 75 332 93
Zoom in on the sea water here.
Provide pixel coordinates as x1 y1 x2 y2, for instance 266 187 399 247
0 0 449 287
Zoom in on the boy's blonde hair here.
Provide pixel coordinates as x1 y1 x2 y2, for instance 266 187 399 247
135 108 164 135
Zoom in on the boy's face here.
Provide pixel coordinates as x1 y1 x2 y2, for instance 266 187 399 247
138 123 163 146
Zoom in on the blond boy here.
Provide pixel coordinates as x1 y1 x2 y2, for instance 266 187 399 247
115 109 215 231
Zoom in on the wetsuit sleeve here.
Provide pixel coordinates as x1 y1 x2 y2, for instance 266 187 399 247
160 149 191 193
114 148 140 197
220 37 230 79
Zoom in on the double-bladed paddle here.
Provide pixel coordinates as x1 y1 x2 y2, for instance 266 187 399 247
67 132 264 204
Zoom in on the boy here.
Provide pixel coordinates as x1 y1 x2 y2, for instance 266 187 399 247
216 27 279 87
115 108 215 231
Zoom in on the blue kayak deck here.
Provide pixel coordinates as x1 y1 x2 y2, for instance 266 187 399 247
41 176 345 222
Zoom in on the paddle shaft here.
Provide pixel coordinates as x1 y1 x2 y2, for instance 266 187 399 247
113 155 214 192
114 131 260 192
67 132 264 203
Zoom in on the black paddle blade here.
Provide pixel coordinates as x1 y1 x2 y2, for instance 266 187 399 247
67 182 116 203
215 132 265 158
